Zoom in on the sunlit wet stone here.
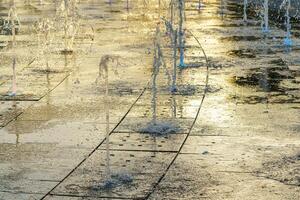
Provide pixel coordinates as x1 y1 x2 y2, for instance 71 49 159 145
51 150 175 199
0 0 300 199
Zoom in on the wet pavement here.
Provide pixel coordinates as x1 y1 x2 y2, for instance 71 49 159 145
1 0 300 199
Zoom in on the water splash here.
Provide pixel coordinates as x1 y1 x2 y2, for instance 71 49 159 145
91 173 133 190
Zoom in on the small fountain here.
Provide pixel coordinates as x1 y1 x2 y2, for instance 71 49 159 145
243 0 248 22
178 0 186 68
169 0 177 26
93 55 133 190
126 0 130 10
35 18 54 72
105 83 111 183
7 4 20 96
198 0 203 12
11 58 17 97
151 26 161 125
139 25 180 136
281 0 292 46
163 19 178 92
219 0 225 19
262 0 269 33
171 29 178 92
56 0 79 54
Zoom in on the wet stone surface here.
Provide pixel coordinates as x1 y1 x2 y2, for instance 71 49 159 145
0 0 300 199
51 150 176 199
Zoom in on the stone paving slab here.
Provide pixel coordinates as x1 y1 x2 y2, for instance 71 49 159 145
125 104 199 119
0 121 113 149
0 191 43 200
44 195 127 200
0 145 90 194
0 1 157 199
148 1 300 199
149 154 300 200
0 67 70 101
0 100 34 127
51 150 176 199
15 96 135 124
135 93 203 107
2 0 299 199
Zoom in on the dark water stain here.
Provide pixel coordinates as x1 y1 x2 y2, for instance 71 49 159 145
230 66 300 104
0 41 6 49
231 94 300 104
217 21 259 28
220 35 261 42
60 49 74 55
0 93 38 101
31 69 65 74
233 67 295 92
268 59 287 67
228 49 256 58
0 18 20 35
228 48 275 58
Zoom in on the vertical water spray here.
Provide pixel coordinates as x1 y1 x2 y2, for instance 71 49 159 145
283 0 292 46
262 0 269 33
198 0 201 12
36 19 53 72
57 0 78 53
170 0 174 25
8 4 19 96
99 55 111 180
105 79 111 180
178 0 186 68
164 17 177 93
219 0 224 19
243 0 248 22
151 27 160 125
171 29 178 92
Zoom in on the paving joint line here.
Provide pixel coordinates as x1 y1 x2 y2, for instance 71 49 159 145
40 83 149 199
144 28 210 199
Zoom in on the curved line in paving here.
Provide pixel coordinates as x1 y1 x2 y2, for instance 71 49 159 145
0 71 71 128
40 83 150 200
145 30 210 199
41 28 209 200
